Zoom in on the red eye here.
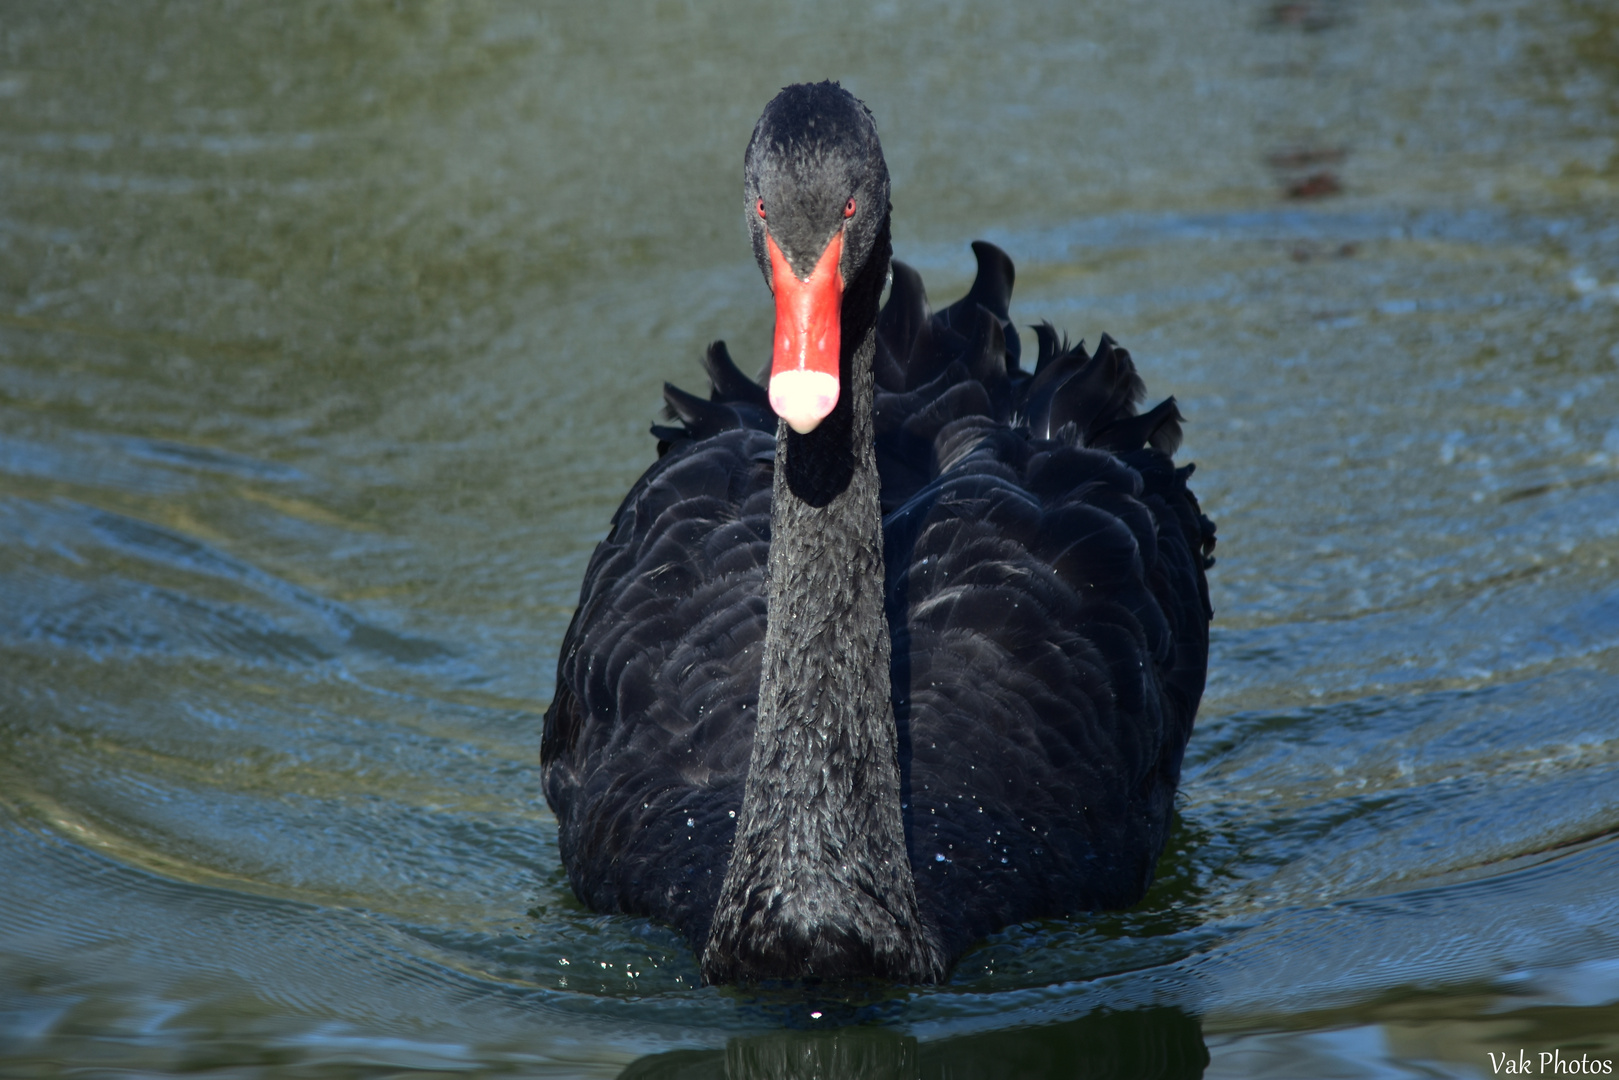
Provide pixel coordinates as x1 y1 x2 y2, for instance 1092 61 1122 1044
844 197 857 218
756 199 766 219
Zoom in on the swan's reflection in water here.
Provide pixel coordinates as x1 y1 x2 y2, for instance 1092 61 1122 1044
620 1007 1207 1080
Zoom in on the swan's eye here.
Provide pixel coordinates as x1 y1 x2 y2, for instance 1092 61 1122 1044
756 199 766 219
844 197 857 218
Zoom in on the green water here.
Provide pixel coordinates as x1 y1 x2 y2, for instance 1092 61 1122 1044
2 1 1618 1076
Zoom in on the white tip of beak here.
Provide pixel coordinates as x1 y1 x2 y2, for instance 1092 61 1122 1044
768 370 839 434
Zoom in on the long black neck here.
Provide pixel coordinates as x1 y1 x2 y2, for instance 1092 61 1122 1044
701 223 945 985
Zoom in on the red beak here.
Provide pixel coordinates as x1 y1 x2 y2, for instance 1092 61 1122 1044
767 231 843 434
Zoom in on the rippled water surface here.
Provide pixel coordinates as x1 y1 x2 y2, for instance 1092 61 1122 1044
3 2 1618 1076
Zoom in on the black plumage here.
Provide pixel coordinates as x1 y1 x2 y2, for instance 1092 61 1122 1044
542 82 1216 985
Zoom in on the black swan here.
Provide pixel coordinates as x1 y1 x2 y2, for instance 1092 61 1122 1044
542 82 1216 985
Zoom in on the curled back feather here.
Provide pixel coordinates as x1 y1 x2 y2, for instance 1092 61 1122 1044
654 241 1198 500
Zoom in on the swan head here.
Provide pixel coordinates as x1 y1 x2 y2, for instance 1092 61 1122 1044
744 82 891 434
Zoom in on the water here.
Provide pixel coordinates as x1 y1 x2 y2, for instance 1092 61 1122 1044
2 1 1617 1076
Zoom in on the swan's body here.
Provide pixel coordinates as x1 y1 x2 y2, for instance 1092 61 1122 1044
541 83 1215 984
